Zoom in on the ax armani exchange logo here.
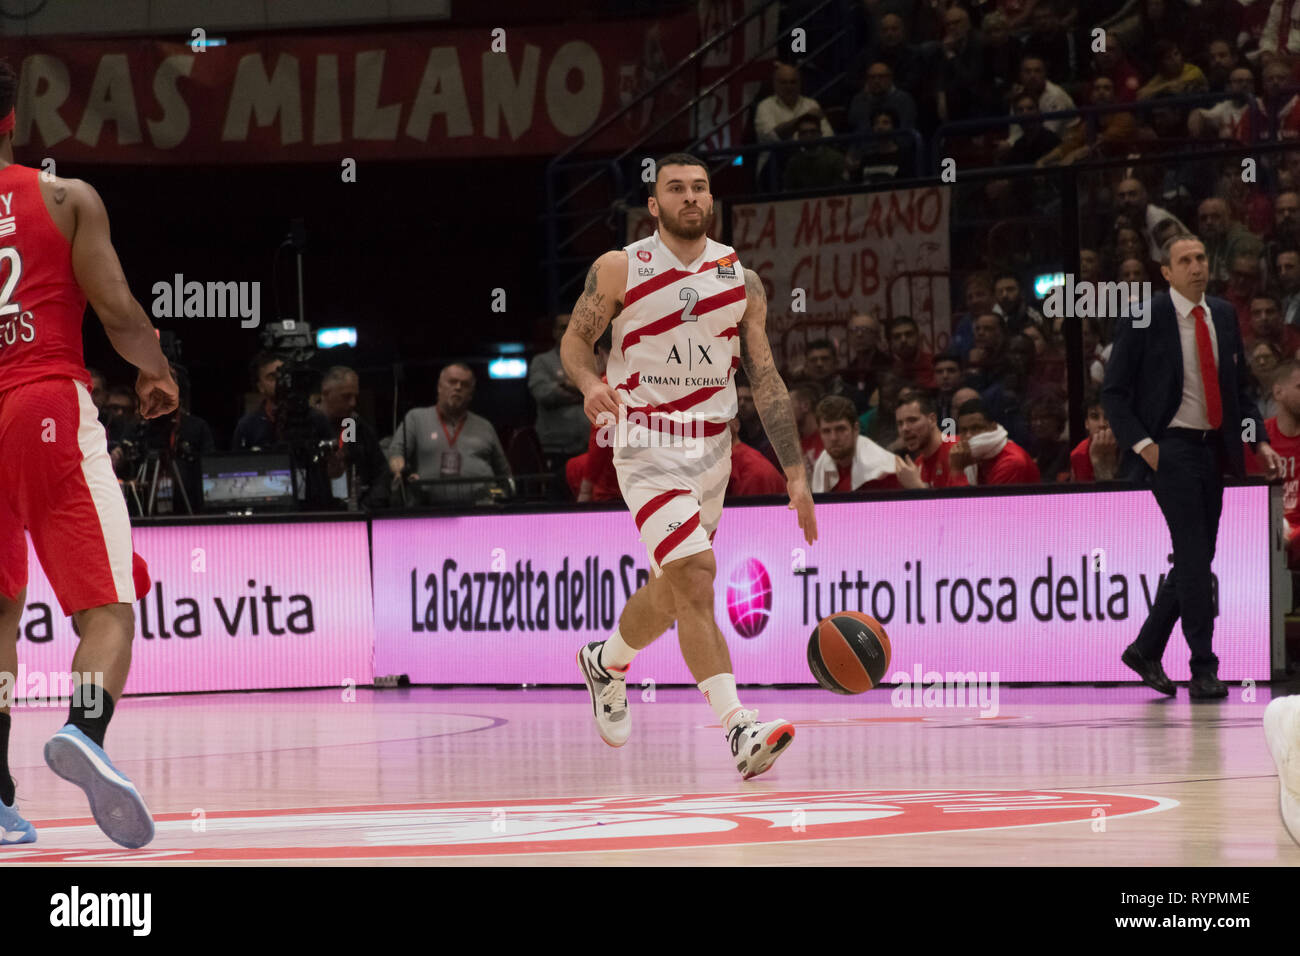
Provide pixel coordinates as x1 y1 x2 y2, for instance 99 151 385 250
640 337 730 388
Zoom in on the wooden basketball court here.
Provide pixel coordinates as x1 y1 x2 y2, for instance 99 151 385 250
0 684 1295 865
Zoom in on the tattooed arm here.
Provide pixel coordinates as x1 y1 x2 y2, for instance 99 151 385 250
561 250 626 424
739 267 818 544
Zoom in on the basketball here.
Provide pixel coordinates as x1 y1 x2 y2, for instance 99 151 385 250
807 612 892 695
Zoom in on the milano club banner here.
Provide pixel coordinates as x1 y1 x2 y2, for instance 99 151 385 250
372 487 1274 684
13 519 374 694
731 188 952 371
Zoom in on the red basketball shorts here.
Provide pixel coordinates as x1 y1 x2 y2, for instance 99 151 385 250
0 378 151 615
613 423 732 577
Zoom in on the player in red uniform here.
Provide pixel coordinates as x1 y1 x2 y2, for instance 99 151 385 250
894 391 968 488
950 398 1041 484
811 395 901 492
1246 360 1300 565
0 61 179 848
1069 398 1121 481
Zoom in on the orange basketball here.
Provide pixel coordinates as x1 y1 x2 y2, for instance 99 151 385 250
806 611 892 695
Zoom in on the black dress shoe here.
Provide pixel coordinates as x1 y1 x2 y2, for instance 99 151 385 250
1188 674 1229 699
1121 645 1176 696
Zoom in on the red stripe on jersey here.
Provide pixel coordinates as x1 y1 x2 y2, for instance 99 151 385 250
654 512 701 567
614 371 639 392
620 285 748 351
624 257 729 308
635 488 690 531
719 325 738 341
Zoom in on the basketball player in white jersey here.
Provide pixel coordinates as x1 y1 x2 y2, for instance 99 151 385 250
562 153 817 779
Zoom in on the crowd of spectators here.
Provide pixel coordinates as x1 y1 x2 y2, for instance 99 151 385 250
758 0 1300 190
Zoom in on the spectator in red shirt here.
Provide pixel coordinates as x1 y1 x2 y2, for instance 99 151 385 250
566 329 622 503
1248 293 1300 358
894 391 967 488
1246 360 1300 566
726 417 786 497
948 398 1041 485
889 315 937 388
1070 396 1120 482
811 395 900 493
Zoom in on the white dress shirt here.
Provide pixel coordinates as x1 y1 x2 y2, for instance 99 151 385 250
1132 287 1219 455
754 94 834 175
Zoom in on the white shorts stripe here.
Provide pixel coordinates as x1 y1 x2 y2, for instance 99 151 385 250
75 382 134 603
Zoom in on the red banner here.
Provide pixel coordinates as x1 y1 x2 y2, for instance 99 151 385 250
0 15 700 164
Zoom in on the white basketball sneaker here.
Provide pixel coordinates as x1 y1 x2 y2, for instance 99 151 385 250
1263 694 1300 846
577 642 630 747
727 709 795 780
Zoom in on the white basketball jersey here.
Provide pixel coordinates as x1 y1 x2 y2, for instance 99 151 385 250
608 229 747 428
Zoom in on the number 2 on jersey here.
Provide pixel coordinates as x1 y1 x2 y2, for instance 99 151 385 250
0 248 22 319
679 286 698 322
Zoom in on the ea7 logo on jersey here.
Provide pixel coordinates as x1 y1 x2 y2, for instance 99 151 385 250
666 521 683 531
638 267 655 276
637 250 652 262
715 255 737 278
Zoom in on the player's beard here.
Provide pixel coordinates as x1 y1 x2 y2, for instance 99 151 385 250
661 203 713 241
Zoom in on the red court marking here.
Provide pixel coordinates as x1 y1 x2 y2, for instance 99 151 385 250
7 788 1175 862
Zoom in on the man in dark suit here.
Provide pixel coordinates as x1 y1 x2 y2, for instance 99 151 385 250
1103 234 1284 698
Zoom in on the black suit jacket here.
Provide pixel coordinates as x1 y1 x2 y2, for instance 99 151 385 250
1101 291 1264 483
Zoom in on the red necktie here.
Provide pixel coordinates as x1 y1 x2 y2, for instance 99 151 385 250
1192 305 1222 429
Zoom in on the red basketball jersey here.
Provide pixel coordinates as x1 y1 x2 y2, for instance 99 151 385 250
0 164 90 394
918 437 967 488
1266 417 1300 526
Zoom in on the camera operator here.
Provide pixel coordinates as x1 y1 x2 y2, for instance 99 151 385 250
105 386 141 477
319 365 390 510
109 366 214 512
233 351 341 508
151 363 215 512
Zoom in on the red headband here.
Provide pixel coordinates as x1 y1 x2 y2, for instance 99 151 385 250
0 110 13 135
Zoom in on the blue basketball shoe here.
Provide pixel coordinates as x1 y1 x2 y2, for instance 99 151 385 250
44 725 154 849
0 781 36 845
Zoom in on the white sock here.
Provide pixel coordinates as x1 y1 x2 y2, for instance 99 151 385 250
698 673 745 729
600 629 637 675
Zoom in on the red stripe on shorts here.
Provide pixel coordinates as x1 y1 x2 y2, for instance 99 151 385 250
654 512 701 567
634 488 690 531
